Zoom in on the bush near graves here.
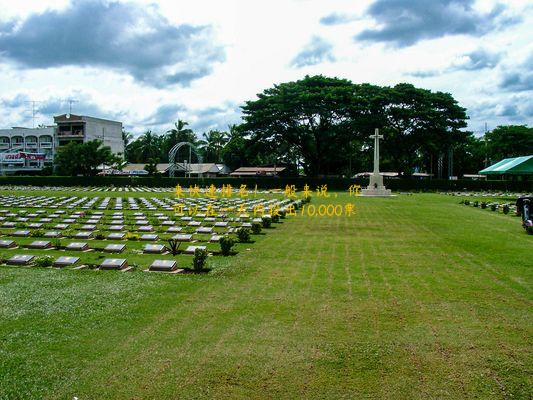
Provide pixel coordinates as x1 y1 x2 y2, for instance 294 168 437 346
251 222 262 234
30 229 44 237
34 256 53 268
262 216 272 228
219 236 235 256
237 227 251 243
503 205 510 214
193 248 209 271
166 238 181 256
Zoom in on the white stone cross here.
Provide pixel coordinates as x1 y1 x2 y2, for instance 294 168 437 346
370 128 383 174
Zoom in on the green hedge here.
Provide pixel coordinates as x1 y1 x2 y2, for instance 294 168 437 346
0 175 531 191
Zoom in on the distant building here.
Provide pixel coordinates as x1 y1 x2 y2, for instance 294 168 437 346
0 114 124 174
54 114 123 154
121 163 231 177
230 166 287 177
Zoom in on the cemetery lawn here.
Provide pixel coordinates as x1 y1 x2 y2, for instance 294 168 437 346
0 193 531 399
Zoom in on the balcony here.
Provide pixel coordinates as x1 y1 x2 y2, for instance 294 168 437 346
57 130 84 137
25 142 38 148
0 142 9 148
39 142 53 148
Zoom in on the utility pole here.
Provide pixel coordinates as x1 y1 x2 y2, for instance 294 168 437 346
66 99 78 115
484 122 489 167
24 100 41 128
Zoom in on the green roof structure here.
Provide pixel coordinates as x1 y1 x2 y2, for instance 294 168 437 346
479 155 533 175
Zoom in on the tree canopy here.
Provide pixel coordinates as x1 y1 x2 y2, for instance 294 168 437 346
240 75 469 177
54 140 120 176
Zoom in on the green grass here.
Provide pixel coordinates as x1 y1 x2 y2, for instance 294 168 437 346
0 193 531 399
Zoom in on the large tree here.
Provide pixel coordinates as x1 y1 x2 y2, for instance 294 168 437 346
241 75 381 176
55 140 118 176
240 76 469 176
485 125 533 164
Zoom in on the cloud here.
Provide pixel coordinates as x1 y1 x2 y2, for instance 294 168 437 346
452 48 502 71
320 12 356 26
408 48 502 77
190 104 242 133
0 0 225 88
355 0 520 47
499 55 533 92
143 104 185 127
291 36 335 68
141 103 241 133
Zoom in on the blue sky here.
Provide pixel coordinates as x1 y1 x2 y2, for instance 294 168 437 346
0 0 531 136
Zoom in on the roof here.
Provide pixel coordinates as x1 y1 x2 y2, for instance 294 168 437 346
54 114 122 125
230 167 286 176
122 163 168 173
479 155 533 175
122 163 230 174
354 172 399 178
173 163 230 174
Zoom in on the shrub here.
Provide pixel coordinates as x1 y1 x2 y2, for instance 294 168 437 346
94 233 105 240
30 229 44 237
219 236 235 256
464 200 470 205
193 248 209 271
34 256 53 268
279 209 287 218
473 201 478 207
236 227 251 243
126 232 139 241
166 238 181 256
262 215 272 228
251 222 262 235
490 204 497 211
503 204 510 214
53 239 62 249
481 202 487 209
271 214 280 223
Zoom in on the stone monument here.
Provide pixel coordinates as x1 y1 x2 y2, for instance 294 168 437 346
361 128 392 197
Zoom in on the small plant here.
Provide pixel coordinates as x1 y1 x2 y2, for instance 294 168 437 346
125 232 139 241
279 209 287 218
251 222 262 235
473 201 478 207
30 229 44 237
193 248 209 271
236 227 251 243
490 204 497 211
503 204 510 214
52 239 62 249
94 233 105 240
166 238 181 256
262 215 272 228
481 202 487 209
271 214 280 223
34 256 53 268
219 236 235 256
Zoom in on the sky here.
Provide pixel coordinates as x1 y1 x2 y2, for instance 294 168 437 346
0 0 531 137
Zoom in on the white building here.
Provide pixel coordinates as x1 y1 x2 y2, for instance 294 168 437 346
0 114 123 174
54 114 124 154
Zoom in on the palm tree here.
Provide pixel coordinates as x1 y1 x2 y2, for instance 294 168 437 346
198 130 228 163
138 130 160 161
163 120 197 162
122 130 133 147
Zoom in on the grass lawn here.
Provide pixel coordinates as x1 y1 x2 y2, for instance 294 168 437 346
0 193 531 399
